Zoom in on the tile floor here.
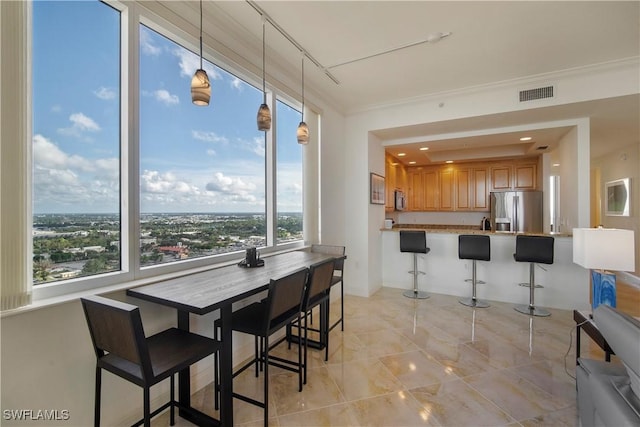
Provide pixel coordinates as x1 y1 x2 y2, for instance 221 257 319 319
155 288 608 426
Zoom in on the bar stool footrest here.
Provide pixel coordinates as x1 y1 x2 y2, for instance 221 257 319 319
458 297 490 308
514 304 551 317
408 270 426 275
403 290 430 299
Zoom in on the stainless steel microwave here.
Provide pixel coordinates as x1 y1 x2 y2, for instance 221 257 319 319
394 190 406 211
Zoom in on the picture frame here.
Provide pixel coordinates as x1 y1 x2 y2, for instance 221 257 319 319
605 178 630 216
370 173 385 205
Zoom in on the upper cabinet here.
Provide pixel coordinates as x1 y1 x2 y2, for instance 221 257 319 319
402 157 538 212
385 154 407 212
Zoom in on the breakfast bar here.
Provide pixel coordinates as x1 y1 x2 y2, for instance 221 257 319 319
382 227 590 310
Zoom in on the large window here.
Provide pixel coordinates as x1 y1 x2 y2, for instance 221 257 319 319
29 1 308 291
139 26 265 268
276 100 303 244
32 1 121 285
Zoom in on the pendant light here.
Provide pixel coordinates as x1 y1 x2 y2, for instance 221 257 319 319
296 54 309 145
191 0 210 106
257 18 271 131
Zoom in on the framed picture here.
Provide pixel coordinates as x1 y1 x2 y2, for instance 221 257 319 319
370 173 385 205
605 178 630 216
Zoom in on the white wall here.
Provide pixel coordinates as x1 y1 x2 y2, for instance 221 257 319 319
592 141 640 276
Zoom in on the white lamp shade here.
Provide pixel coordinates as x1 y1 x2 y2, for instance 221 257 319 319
573 227 635 271
297 121 309 144
191 69 211 106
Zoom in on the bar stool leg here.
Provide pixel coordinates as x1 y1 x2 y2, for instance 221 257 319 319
403 253 430 299
515 263 550 317
459 260 490 308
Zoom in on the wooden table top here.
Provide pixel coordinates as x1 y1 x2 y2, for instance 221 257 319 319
127 250 335 315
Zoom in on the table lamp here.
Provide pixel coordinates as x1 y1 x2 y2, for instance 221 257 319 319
573 227 635 311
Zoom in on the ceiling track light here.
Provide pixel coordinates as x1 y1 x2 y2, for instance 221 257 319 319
191 0 211 106
327 31 452 69
257 17 271 131
297 54 309 145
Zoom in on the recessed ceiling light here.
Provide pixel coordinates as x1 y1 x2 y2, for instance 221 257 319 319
445 160 453 164
419 147 429 151
398 153 406 157
408 161 417 165
552 163 560 167
520 137 532 141
391 162 398 166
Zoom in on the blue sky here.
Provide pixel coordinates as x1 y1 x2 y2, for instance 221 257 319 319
33 0 303 214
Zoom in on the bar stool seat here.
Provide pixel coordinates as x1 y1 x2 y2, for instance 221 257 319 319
399 230 430 299
458 234 491 308
513 235 554 317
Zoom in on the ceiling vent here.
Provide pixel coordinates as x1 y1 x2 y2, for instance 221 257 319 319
519 85 555 102
536 145 549 150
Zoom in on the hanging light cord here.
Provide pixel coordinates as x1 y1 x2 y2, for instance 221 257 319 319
301 55 305 122
262 19 266 104
199 0 203 70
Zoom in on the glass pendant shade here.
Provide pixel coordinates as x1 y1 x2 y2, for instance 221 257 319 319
257 103 271 131
297 121 309 144
191 69 211 106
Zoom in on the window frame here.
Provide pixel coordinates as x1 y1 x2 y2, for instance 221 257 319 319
28 0 308 301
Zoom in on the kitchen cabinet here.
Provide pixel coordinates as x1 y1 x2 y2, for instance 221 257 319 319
472 168 489 210
384 154 407 212
439 169 454 211
408 169 424 211
514 163 537 189
455 169 471 210
491 165 512 191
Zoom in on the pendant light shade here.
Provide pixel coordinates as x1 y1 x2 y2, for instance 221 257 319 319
257 18 271 131
191 0 210 106
191 69 211 106
297 55 309 145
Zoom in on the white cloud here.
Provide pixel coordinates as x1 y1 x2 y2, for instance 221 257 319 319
140 170 201 196
140 29 162 56
192 130 229 144
174 48 221 81
94 87 116 100
206 149 216 156
154 89 179 106
231 78 243 91
58 112 101 138
205 172 257 203
32 134 119 210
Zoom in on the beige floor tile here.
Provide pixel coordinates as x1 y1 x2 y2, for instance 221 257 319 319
271 366 345 416
409 378 516 426
379 350 458 389
352 328 420 357
325 358 405 402
349 391 440 426
464 368 571 422
277 403 360 426
519 405 579 427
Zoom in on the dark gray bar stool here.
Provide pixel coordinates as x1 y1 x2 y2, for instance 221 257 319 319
513 235 554 317
399 230 430 299
458 234 491 308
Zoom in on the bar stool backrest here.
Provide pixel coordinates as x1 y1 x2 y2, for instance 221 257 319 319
514 235 554 264
400 230 428 253
459 234 491 261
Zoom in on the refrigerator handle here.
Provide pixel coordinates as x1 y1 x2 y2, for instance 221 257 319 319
513 195 519 233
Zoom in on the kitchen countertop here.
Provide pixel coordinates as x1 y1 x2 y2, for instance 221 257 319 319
381 223 572 237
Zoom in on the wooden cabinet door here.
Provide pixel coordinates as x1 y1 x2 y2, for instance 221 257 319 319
472 168 489 210
385 157 396 211
439 169 454 211
514 164 537 189
423 170 439 210
455 169 471 210
408 170 424 211
491 166 512 190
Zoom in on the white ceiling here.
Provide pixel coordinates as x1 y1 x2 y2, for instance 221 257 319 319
171 1 640 163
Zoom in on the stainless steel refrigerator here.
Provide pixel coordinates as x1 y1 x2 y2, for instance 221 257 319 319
490 191 543 233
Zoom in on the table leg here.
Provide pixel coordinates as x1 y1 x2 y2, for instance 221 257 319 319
177 310 191 411
576 323 581 365
219 304 234 426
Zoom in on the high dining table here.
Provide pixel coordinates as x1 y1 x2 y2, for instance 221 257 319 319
126 249 338 427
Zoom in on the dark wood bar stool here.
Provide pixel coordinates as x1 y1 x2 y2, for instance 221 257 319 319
513 235 554 317
399 230 430 299
458 234 491 308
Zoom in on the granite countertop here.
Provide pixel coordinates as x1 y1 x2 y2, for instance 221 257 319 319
382 223 572 237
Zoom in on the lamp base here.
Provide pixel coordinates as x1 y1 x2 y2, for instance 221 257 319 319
591 270 616 311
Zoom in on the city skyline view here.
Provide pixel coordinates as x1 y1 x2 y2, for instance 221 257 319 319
33 1 303 215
